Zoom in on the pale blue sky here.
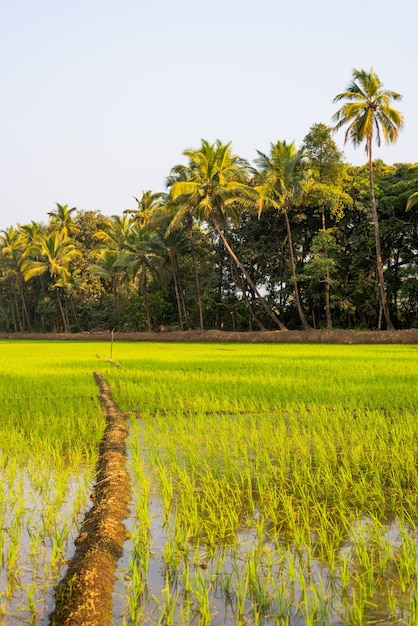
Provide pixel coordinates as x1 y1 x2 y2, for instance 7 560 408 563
1 0 416 230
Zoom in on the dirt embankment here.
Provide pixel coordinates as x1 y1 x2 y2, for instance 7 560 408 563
49 373 131 626
3 328 418 344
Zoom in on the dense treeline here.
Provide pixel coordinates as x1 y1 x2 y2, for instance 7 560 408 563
0 124 416 333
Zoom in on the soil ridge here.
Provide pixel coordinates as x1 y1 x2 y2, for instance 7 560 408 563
49 372 131 626
3 328 417 344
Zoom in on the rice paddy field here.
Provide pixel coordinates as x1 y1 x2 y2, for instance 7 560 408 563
0 339 417 625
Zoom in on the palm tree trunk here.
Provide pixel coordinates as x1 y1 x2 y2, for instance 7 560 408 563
230 259 267 331
324 270 333 330
283 211 312 331
56 288 70 332
112 278 121 330
321 230 332 330
169 248 184 330
141 262 152 332
211 216 287 331
12 281 24 331
186 214 204 330
8 287 18 332
368 148 394 330
175 254 190 330
19 278 32 331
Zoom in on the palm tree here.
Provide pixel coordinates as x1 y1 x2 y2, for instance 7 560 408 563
128 190 164 228
169 139 287 330
21 231 82 332
333 68 404 330
94 214 133 253
48 203 80 240
406 164 418 211
254 140 313 330
90 249 125 328
118 223 163 331
0 225 33 330
153 210 192 331
166 165 205 330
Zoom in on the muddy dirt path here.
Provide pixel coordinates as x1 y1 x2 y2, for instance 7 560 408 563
49 373 131 626
2 328 417 344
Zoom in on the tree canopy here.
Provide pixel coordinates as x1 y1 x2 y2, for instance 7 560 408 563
1 78 416 333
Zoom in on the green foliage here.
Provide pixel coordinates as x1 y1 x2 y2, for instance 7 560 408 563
0 129 417 331
106 342 418 623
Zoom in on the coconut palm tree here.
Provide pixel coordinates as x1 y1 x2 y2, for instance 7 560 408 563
169 139 287 330
21 231 82 332
0 225 33 330
166 165 205 330
90 249 125 328
118 222 163 331
48 203 80 240
254 140 313 330
333 68 404 330
406 164 418 211
128 190 165 228
94 214 133 253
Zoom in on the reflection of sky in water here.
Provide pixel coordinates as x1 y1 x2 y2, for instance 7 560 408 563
115 498 416 626
0 468 92 625
112 426 418 625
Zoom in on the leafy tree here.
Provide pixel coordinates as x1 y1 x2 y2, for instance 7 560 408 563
90 249 124 328
47 203 80 240
21 232 82 332
118 222 163 331
302 123 349 227
303 229 342 328
169 139 287 330
333 68 404 330
254 140 313 330
166 166 206 330
302 124 352 327
0 226 33 330
406 164 418 211
373 163 418 326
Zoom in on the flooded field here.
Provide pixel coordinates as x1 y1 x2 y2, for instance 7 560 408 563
0 340 417 624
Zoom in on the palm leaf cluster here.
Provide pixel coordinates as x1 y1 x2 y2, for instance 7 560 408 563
0 70 416 333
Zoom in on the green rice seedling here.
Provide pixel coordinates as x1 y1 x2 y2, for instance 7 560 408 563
154 576 182 626
393 527 417 594
91 342 418 623
0 340 107 621
0 342 412 624
296 567 330 626
190 566 213 625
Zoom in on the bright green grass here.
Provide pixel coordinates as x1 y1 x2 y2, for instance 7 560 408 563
0 340 106 464
102 342 417 414
0 340 106 624
99 341 418 625
0 340 417 625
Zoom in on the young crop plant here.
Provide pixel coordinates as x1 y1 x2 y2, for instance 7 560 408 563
0 340 105 623
107 342 418 625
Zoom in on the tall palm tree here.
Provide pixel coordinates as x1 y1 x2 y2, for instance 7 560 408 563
128 190 164 228
333 68 404 330
169 139 287 330
48 203 80 240
254 140 313 330
118 223 163 331
166 165 205 330
0 225 33 330
21 232 82 332
406 164 418 211
94 214 133 253
90 249 125 328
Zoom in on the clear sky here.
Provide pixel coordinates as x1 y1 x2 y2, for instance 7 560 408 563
1 0 416 231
